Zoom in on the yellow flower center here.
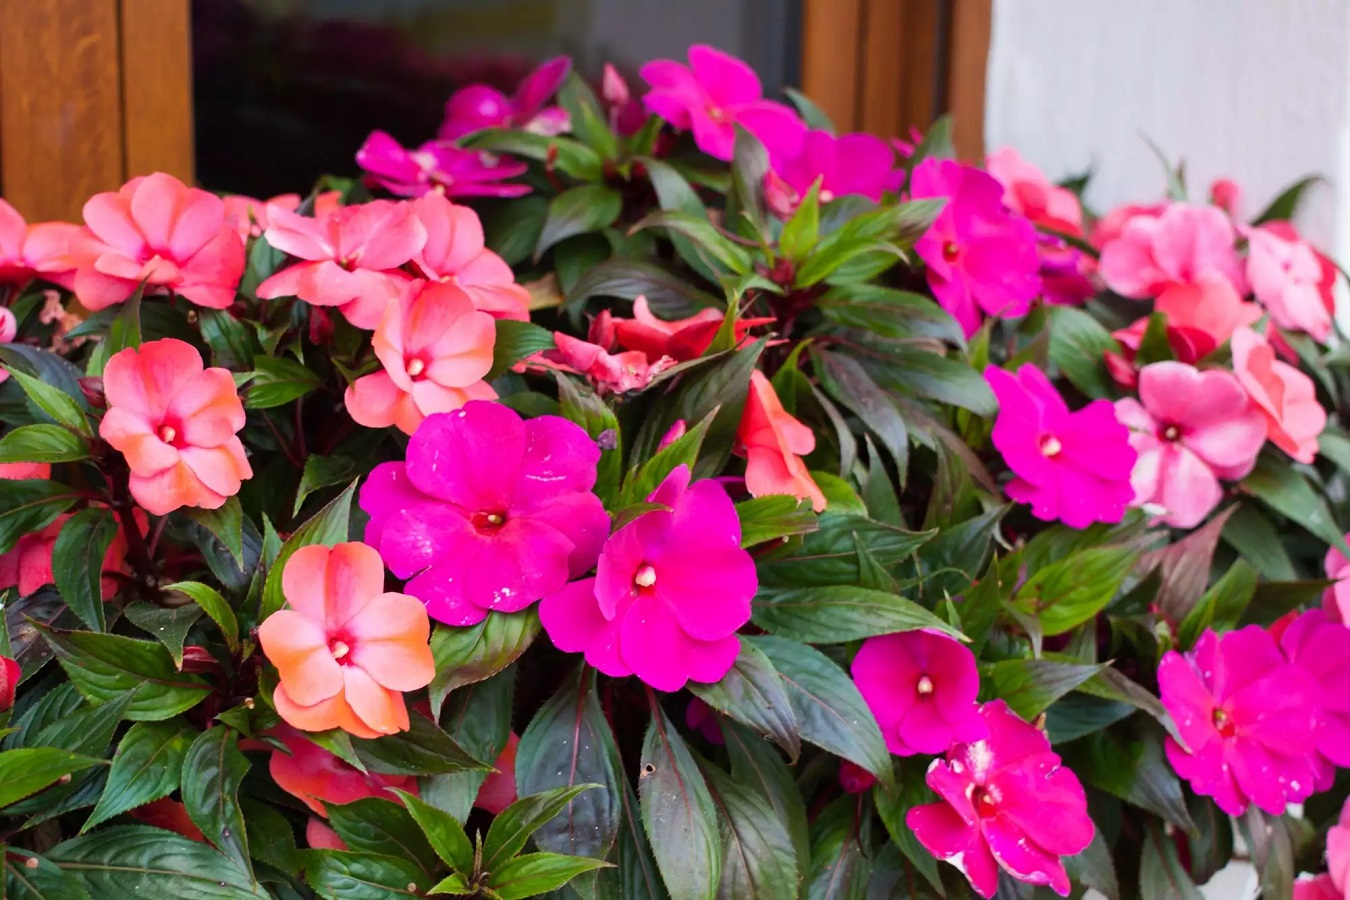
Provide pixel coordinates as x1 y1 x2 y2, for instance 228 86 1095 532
634 565 657 589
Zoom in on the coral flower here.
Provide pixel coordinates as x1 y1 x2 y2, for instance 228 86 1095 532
984 147 1083 234
1158 626 1319 815
541 332 675 396
410 193 529 321
128 799 205 842
0 462 49 480
772 130 902 206
361 402 610 627
439 56 571 140
538 465 757 692
1322 534 1350 624
98 339 252 516
306 819 347 850
268 727 418 816
356 131 530 201
1247 222 1336 342
222 191 341 242
909 158 1042 337
258 542 435 739
603 296 752 363
474 733 519 815
344 280 497 435
907 701 1094 898
71 172 245 311
640 45 805 162
1276 609 1350 788
735 370 826 513
1114 362 1265 529
257 200 425 329
1097 203 1245 299
0 507 144 599
1231 326 1326 464
985 364 1136 528
0 200 82 288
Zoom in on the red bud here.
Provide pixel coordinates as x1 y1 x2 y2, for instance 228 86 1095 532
78 377 107 410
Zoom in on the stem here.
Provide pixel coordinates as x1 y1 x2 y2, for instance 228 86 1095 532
110 468 156 597
145 515 169 558
261 411 302 468
294 396 308 459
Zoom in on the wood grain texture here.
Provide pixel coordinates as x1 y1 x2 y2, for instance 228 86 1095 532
802 0 863 131
948 0 992 160
898 0 943 134
121 0 195 183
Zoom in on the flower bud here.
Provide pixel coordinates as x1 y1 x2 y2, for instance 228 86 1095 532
78 376 107 410
602 63 630 108
0 656 20 712
658 419 687 451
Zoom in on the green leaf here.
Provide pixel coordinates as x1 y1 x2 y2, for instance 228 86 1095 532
162 581 240 652
47 826 263 898
395 790 473 873
326 797 441 876
424 665 515 821
124 602 203 668
749 635 891 784
640 707 722 900
986 658 1106 720
558 72 619 161
1241 456 1350 556
816 284 964 346
641 157 722 281
84 289 143 378
3 366 90 433
556 375 622 505
874 768 944 897
428 872 474 895
689 640 800 760
721 724 810 886
862 346 997 415
735 495 819 548
1066 830 1121 900
1063 729 1195 831
1141 506 1234 628
305 850 429 898
1139 823 1204 900
565 259 720 323
38 626 209 720
489 319 557 380
261 480 356 619
726 126 770 241
816 349 909 479
783 87 835 131
466 129 603 182
757 512 933 588
292 454 361 516
198 308 256 369
1048 305 1121 400
536 185 623 260
1253 174 1325 224
701 762 798 900
51 507 118 631
352 713 487 776
0 480 84 552
84 719 194 831
1240 808 1301 900
908 116 954 166
629 209 752 274
1078 666 1187 748
485 784 600 872
490 852 611 900
595 777 670 900
1177 559 1258 648
428 609 540 711
183 497 245 562
620 413 713 507
181 726 252 877
244 356 320 409
0 747 103 809
0 424 88 463
1222 502 1297 580
805 795 867 899
752 584 960 644
5 850 94 900
1013 545 1138 636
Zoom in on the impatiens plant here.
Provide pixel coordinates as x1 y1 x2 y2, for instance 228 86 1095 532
4 42 1350 900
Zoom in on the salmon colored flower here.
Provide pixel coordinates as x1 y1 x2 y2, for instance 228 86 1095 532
306 819 347 850
222 191 341 242
0 200 82 288
410 193 530 321
269 727 418 816
71 172 246 311
985 147 1083 235
128 798 205 842
344 280 497 435
603 296 768 363
1231 326 1325 464
0 462 49 480
99 339 252 516
736 371 826 512
258 542 435 739
474 733 519 815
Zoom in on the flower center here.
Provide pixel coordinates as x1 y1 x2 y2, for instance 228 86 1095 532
942 240 961 262
1040 435 1062 457
707 105 726 122
971 784 999 816
472 511 507 533
634 564 657 589
158 424 178 445
916 675 934 696
328 633 354 665
405 357 426 378
1162 424 1181 442
1213 707 1236 738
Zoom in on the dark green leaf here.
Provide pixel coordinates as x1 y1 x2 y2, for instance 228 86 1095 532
5 850 94 900
466 129 602 182
1221 502 1297 580
726 126 770 241
489 319 557 381
1178 560 1258 648
629 209 752 274
39 626 209 720
565 259 720 322
619 413 713 508
1065 830 1119 900
1048 306 1120 399
816 350 909 478
753 584 959 644
326 797 441 876
595 777 670 900
0 424 88 463
181 726 252 877
722 724 810 885
1063 729 1194 831
641 157 723 282
84 289 143 377
783 87 835 132
640 707 722 900
421 664 515 819
1242 456 1350 555
1013 545 1137 636
2 366 90 433
1139 823 1204 900
84 719 194 830
985 658 1105 720
183 498 245 562
758 513 933 588
1142 506 1234 626
47 826 262 898
558 72 619 160
428 610 540 711
735 496 819 548
806 795 866 900
863 347 996 415
293 455 361 516
198 308 256 369
689 642 800 759
162 581 240 652
556 374 622 505
124 602 203 668
305 850 429 898
874 768 944 896
51 507 118 631
244 356 320 409
1253 174 1325 224
816 285 963 346
701 762 798 900
536 185 623 260
0 747 103 809
353 713 486 776
261 480 357 619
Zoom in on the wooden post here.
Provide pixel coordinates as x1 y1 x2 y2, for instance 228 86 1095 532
947 0 993 161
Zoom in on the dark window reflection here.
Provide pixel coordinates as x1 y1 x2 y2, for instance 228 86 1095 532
193 0 801 197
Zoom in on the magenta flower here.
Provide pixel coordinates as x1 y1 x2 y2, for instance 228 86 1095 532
1158 626 1319 816
640 45 805 162
360 402 610 627
538 465 756 692
909 158 1042 337
838 760 877 794
771 130 902 208
985 364 1136 528
356 132 530 200
438 56 572 140
1114 362 1266 529
907 701 1094 898
1276 609 1350 782
851 630 986 756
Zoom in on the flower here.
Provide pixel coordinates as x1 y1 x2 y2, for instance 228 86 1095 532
1231 326 1325 463
605 296 734 363
222 191 341 242
1114 362 1266 529
640 45 805 162
907 700 1094 898
685 698 724 744
1247 222 1336 342
541 332 675 396
410 193 530 321
1210 178 1244 217
0 507 143 599
128 799 205 842
1294 875 1342 900
0 200 82 288
985 365 1136 528
1097 203 1245 300
0 655 18 712
0 308 14 385
1158 626 1319 815
439 56 571 139
852 630 986 756
1323 536 1350 623
1276 609 1350 787
602 64 647 136
475 733 519 815
344 280 497 435
736 371 826 512
306 819 347 851
258 542 435 738
909 158 1042 337
361 401 609 627
1330 797 1350 894
771 130 902 207
984 148 1083 234
0 462 49 480
538 465 757 691
838 761 876 794
356 132 530 200
257 200 424 329
70 172 245 311
268 727 418 816
98 339 252 516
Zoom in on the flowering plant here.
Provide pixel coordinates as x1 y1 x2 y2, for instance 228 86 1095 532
0 43 1348 900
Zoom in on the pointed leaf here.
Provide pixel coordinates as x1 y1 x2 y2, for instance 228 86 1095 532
640 707 722 900
0 747 103 809
85 720 194 831
752 584 960 644
162 581 240 652
689 641 800 760
181 726 252 877
51 507 118 631
395 790 474 873
47 826 261 898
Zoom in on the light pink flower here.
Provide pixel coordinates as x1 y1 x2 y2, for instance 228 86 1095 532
985 147 1083 235
1097 203 1245 300
771 130 902 209
985 365 1136 527
439 56 571 140
1323 536 1350 624
1159 626 1319 815
1247 222 1337 343
222 192 341 242
1330 796 1350 894
907 701 1094 898
409 192 529 321
1115 362 1266 529
1231 326 1325 463
538 465 757 692
852 630 986 756
360 402 609 627
540 333 675 396
356 132 530 200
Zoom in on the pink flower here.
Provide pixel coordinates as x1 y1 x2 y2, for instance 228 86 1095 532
985 148 1083 235
0 201 82 288
640 45 805 162
600 296 772 363
852 630 986 756
0 307 14 385
1037 236 1094 307
910 158 1042 337
344 280 497 435
1293 875 1341 900
1210 178 1244 218
1090 202 1167 250
1158 626 1319 815
1097 203 1245 300
0 655 16 712
985 365 1136 528
71 173 245 311
361 401 609 627
269 727 418 817
306 819 347 851
838 760 876 794
439 56 571 140
257 200 424 329
1330 797 1350 894
1323 536 1350 624
409 193 529 321
0 507 144 600
1276 609 1350 784
474 733 519 815
1231 326 1325 463
356 132 530 200
1247 222 1337 343
771 130 902 208
541 333 675 396
907 701 1094 898
0 462 49 480
538 465 757 692
1114 363 1266 529
222 192 341 242
602 64 647 137
685 698 725 744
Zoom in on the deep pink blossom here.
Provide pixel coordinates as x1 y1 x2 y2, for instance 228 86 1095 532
852 630 986 756
361 402 609 627
1322 535 1350 624
1293 875 1341 900
838 761 876 794
1159 626 1319 815
439 56 571 140
985 365 1135 528
410 192 530 321
1097 203 1245 300
538 465 756 692
907 701 1094 898
540 332 675 396
685 698 725 744
910 158 1042 337
1231 326 1325 464
1115 362 1266 529
771 130 902 209
356 131 530 200
602 64 647 136
640 45 805 162
1276 609 1350 786
985 147 1083 235
1247 222 1337 343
